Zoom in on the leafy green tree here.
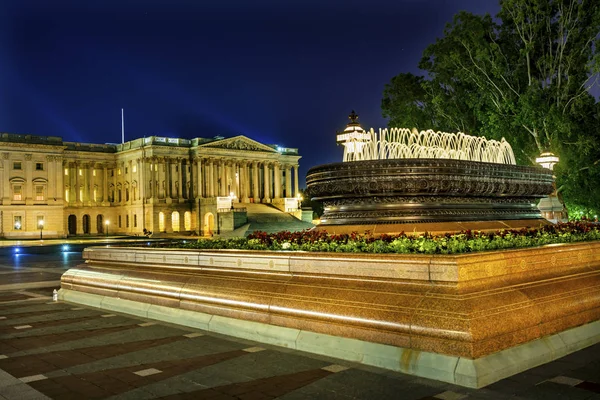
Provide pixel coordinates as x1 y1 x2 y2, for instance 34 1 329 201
382 0 600 210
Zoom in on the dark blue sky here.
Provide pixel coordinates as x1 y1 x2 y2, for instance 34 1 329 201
1 0 500 186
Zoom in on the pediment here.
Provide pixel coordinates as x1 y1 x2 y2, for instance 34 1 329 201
199 136 277 153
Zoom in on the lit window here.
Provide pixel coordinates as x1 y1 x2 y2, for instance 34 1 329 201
35 162 44 171
64 168 69 176
35 185 44 201
118 168 121 175
13 162 21 170
13 216 22 230
93 170 96 177
79 169 82 176
65 189 69 202
93 188 97 202
133 165 137 173
13 185 22 201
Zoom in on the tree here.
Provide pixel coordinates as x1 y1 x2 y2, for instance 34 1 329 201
382 0 600 211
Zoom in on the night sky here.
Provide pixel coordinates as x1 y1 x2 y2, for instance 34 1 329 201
1 0 500 186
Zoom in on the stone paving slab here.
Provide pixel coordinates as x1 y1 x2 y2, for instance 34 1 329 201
0 252 598 399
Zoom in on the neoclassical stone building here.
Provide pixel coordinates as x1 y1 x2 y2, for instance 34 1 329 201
0 133 301 238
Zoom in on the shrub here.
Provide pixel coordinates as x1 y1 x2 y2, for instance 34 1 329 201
147 220 600 255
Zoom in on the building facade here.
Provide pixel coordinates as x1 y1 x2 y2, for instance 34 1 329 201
0 133 301 238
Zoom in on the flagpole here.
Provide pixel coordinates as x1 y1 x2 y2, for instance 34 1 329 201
121 108 125 144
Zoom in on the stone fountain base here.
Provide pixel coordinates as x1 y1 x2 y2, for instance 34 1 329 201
59 243 600 388
313 218 551 236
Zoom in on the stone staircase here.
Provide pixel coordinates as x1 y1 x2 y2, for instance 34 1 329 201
240 203 314 236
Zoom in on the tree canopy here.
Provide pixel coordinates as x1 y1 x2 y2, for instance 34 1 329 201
382 0 600 214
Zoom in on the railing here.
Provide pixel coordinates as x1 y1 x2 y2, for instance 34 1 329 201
217 208 248 213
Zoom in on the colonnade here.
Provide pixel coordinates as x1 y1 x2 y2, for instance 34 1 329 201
62 156 300 205
193 157 300 202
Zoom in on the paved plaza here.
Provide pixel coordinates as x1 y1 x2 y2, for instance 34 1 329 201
0 248 598 399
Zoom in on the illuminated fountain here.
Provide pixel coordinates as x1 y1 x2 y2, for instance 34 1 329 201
307 111 554 232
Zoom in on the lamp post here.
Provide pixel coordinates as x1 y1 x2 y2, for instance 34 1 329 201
535 151 564 222
39 220 44 240
535 152 559 171
105 220 109 237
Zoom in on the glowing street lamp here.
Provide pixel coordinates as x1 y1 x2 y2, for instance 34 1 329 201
39 219 44 240
535 151 559 171
105 220 110 237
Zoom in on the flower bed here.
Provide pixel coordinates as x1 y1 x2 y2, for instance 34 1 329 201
155 220 600 254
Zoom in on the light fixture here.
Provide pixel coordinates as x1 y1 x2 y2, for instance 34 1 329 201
535 152 559 170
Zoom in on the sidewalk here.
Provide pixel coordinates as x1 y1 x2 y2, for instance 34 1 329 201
0 254 598 399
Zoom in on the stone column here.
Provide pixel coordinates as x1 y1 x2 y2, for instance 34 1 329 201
196 158 203 198
185 159 191 199
81 163 89 202
273 162 281 200
46 155 55 201
150 157 157 200
285 164 292 198
294 164 299 198
219 160 226 196
103 164 108 202
165 157 172 199
25 154 32 202
55 156 63 202
177 158 183 199
252 161 259 202
2 153 9 203
238 161 244 202
91 163 97 202
157 158 164 199
205 159 212 197
262 162 271 202
112 163 118 203
75 161 81 203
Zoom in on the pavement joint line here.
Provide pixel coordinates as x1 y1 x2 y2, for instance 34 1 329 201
134 368 162 377
0 355 8 359
321 364 350 373
0 317 6 320
70 307 85 310
243 346 265 353
434 391 468 400
183 332 203 338
138 322 157 327
101 314 117 318
544 375 584 386
0 297 51 305
19 374 48 383
13 325 32 330
19 291 51 299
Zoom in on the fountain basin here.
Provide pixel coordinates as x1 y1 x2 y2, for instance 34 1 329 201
307 158 553 230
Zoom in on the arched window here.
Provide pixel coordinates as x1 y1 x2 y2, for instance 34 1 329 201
184 211 192 231
172 211 180 232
